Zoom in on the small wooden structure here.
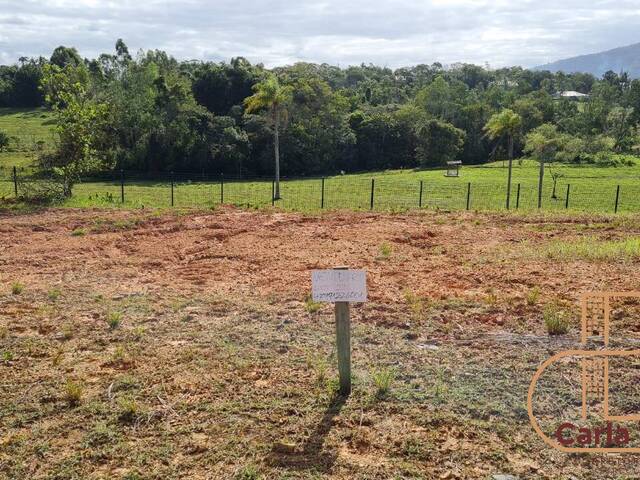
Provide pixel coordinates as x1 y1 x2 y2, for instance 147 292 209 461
445 161 462 177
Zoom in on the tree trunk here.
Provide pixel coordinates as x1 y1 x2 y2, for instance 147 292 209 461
506 135 514 209
537 160 544 209
273 106 281 200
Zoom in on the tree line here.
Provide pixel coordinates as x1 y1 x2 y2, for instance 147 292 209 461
2 40 640 196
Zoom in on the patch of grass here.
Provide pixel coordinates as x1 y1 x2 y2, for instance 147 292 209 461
84 422 119 447
117 397 146 423
526 286 541 306
47 288 61 301
371 368 395 398
543 304 570 335
378 242 392 259
306 354 330 386
11 282 24 295
2 350 14 362
60 322 74 340
64 380 83 406
106 311 122 330
303 295 322 314
541 236 640 262
70 228 86 237
235 464 262 480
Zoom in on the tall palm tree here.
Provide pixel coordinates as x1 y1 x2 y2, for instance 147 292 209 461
244 76 292 200
484 109 522 209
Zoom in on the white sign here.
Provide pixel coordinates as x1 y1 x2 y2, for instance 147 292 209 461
311 270 367 303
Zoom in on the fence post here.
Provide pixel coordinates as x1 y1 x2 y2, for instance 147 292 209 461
466 182 471 210
120 169 125 203
419 180 423 208
321 177 325 209
334 266 351 396
565 184 570 209
370 178 375 210
272 180 275 206
219 174 224 204
13 166 18 197
615 185 620 213
516 183 521 210
170 172 174 207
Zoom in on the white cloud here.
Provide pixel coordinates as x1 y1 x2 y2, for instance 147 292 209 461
0 0 639 68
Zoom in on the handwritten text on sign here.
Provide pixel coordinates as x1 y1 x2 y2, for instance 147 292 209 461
311 270 367 303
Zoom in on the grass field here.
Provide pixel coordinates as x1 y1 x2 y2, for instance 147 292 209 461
2 208 640 479
1 108 640 213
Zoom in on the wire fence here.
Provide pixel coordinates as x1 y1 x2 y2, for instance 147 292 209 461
1 168 639 214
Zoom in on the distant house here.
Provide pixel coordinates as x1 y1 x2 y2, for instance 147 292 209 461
553 90 590 100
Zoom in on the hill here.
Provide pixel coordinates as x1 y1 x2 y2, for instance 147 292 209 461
536 42 640 78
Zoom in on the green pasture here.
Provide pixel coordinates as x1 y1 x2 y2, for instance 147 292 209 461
1 107 640 213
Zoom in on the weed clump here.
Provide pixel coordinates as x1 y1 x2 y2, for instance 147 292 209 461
372 368 395 398
544 304 569 335
11 282 24 295
64 380 83 406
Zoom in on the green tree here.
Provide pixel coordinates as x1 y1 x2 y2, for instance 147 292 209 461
40 64 109 196
415 119 466 167
484 109 522 208
244 76 292 199
524 124 568 208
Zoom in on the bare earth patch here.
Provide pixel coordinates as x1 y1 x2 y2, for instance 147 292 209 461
1 207 640 479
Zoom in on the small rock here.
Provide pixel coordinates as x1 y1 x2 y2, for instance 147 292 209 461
492 475 518 480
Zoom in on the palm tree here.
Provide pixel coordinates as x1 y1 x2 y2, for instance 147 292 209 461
484 109 522 209
244 76 292 200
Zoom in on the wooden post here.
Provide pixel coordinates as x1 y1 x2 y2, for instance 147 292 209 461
615 185 620 213
466 182 471 210
419 180 423 208
516 183 521 210
120 169 125 203
170 172 174 207
565 184 570 209
334 266 351 396
370 178 375 210
13 166 18 197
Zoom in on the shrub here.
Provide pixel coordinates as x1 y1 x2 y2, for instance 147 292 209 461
71 228 86 237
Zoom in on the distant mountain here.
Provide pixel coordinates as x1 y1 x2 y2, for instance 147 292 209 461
535 42 640 78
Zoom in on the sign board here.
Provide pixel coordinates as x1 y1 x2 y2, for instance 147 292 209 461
311 269 367 303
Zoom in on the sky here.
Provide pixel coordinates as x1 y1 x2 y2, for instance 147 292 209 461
1 0 640 69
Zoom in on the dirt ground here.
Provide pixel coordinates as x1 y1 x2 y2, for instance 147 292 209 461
1 207 640 479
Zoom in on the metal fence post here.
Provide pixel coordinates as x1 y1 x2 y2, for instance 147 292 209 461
565 184 570 209
370 178 375 210
272 180 275 206
170 172 174 207
13 166 18 197
220 174 224 204
466 182 471 210
419 180 423 208
321 177 325 209
516 183 521 210
120 169 125 203
615 185 620 213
